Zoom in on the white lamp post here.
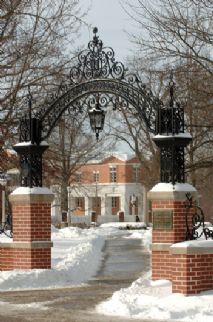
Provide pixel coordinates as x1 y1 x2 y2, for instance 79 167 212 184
131 194 137 218
67 186 72 226
0 175 7 225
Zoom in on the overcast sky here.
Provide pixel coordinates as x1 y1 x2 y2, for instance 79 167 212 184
77 0 137 62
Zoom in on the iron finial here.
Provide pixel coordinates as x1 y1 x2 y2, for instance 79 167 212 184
93 27 98 35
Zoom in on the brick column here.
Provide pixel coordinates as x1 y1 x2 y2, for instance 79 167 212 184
0 187 54 270
171 242 213 294
148 183 197 281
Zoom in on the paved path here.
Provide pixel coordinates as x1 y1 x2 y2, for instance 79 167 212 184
0 235 151 322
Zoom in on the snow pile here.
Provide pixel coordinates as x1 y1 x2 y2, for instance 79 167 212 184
0 226 126 291
100 222 147 229
96 272 213 322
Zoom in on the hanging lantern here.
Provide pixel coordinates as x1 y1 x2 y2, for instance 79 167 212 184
88 99 106 141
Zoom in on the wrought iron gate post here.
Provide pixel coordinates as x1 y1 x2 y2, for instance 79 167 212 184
13 117 48 188
153 75 192 184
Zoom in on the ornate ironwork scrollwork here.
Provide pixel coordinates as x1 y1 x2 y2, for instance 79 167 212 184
15 88 48 187
70 27 126 82
37 79 158 140
160 146 185 184
153 73 191 184
33 27 160 140
185 193 213 240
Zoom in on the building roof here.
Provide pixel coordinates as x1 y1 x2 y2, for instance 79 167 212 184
88 152 136 164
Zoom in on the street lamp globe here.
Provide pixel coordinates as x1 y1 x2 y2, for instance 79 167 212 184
88 101 106 141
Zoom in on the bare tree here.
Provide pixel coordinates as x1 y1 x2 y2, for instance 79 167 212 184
44 108 116 212
124 0 213 74
107 106 160 189
0 0 87 161
121 0 213 218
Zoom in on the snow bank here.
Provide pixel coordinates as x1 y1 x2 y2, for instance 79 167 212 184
0 226 126 291
96 272 213 322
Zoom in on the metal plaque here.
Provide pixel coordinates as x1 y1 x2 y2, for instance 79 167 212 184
152 210 173 230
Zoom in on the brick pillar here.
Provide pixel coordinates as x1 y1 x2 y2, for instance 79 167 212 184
171 242 213 295
148 183 197 281
0 187 54 270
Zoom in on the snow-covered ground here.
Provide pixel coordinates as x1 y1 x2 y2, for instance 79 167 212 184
0 223 213 321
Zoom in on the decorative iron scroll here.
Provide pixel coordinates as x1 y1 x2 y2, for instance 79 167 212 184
0 214 12 238
160 146 185 183
37 78 160 140
70 27 126 82
185 193 213 240
33 27 162 140
154 74 191 185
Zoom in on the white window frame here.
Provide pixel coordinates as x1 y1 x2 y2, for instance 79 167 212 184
76 172 82 183
133 165 140 183
109 165 117 183
111 197 117 207
93 171 100 183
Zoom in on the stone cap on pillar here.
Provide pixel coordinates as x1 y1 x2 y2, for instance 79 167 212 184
148 182 197 201
9 187 54 204
170 240 213 255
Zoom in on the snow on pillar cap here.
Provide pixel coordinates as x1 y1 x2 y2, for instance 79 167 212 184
11 187 53 195
150 183 196 192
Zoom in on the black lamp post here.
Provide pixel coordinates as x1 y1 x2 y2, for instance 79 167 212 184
13 88 48 187
153 74 192 184
88 96 106 141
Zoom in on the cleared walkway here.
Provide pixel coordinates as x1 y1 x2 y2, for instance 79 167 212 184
0 235 151 322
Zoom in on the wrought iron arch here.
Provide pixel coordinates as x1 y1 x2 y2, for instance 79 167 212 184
14 27 191 188
38 78 160 140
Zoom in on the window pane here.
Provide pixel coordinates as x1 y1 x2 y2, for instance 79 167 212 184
112 197 117 207
133 167 140 182
76 173 81 183
110 166 117 182
93 171 99 182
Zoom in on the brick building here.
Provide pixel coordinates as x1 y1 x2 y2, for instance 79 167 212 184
64 153 146 223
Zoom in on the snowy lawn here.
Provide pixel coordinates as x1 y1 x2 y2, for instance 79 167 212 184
0 223 213 321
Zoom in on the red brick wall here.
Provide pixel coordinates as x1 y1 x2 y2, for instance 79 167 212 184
152 200 193 244
0 192 54 271
172 253 213 294
149 190 213 295
151 198 193 282
152 250 173 280
0 247 51 270
12 202 51 242
70 157 143 184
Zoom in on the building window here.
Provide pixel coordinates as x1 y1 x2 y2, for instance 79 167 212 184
76 172 81 183
93 171 100 183
75 197 84 208
110 166 117 182
133 166 140 182
111 197 117 207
